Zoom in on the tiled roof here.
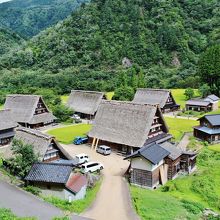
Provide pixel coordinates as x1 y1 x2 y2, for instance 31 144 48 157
204 114 220 126
206 94 219 101
125 143 170 164
194 126 220 135
65 174 87 194
25 163 73 184
186 99 211 107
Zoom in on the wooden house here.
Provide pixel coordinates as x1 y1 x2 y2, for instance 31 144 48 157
25 163 87 201
204 94 219 111
194 114 220 143
89 101 172 154
4 95 56 128
3 128 71 162
67 90 104 119
0 109 17 146
186 94 219 112
132 88 180 113
125 142 197 189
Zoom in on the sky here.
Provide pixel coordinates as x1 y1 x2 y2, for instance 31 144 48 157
0 0 11 3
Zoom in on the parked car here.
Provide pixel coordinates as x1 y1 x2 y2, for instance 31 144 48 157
96 145 111 155
74 153 89 164
72 114 81 120
73 136 88 145
81 162 104 173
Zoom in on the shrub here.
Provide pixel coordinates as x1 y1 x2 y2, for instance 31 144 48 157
181 199 204 214
23 185 41 196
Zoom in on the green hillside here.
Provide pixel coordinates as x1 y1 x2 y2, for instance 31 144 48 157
0 0 219 95
0 28 24 56
0 0 89 38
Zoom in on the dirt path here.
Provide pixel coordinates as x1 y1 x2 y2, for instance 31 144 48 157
62 144 140 220
177 133 191 150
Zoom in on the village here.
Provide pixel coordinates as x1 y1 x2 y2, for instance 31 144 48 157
0 88 220 220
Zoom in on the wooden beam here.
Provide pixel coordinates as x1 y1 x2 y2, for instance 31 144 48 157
91 137 96 149
95 138 99 151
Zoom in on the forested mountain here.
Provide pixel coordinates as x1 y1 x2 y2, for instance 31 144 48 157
0 0 89 38
0 28 24 56
0 0 219 96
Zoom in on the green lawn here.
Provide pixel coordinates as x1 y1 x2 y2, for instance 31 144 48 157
165 117 199 141
208 144 220 152
105 91 114 100
130 186 201 220
61 95 69 104
130 148 220 220
0 208 36 220
171 89 199 109
47 124 92 144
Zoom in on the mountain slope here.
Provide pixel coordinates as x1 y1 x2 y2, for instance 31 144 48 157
0 28 24 56
0 0 89 38
0 0 219 93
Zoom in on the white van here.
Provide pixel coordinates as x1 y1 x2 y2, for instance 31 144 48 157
96 145 111 155
75 153 89 164
81 162 104 173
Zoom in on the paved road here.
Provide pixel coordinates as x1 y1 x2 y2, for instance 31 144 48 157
62 144 140 220
0 180 89 220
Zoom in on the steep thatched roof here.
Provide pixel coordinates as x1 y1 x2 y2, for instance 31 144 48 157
67 90 104 115
9 128 72 160
0 109 17 131
89 101 167 148
4 95 56 124
132 88 172 108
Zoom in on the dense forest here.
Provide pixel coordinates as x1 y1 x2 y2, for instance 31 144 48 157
0 0 219 100
0 0 89 38
0 28 24 56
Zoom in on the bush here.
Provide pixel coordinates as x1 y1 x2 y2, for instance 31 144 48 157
181 199 204 214
23 185 41 196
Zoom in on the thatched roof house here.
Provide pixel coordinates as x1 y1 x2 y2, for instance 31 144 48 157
4 128 71 162
132 89 180 112
4 94 56 128
89 101 171 154
0 109 17 146
67 90 104 116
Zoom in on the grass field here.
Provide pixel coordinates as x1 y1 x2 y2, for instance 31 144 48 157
171 89 199 109
61 95 69 104
131 148 220 219
208 144 220 152
164 117 199 141
47 124 92 144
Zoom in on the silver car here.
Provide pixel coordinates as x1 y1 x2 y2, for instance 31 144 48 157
96 145 111 155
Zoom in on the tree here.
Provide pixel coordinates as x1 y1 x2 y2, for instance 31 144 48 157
52 104 74 122
198 45 220 95
199 84 211 98
4 139 39 178
114 86 134 101
184 88 194 100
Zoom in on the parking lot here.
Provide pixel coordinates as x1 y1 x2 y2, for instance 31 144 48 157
61 143 140 220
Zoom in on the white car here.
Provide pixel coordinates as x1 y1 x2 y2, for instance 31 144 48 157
71 114 81 120
75 153 89 164
81 162 104 173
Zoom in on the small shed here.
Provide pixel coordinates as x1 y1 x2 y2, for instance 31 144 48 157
185 99 212 112
67 90 104 119
25 163 87 201
204 94 219 111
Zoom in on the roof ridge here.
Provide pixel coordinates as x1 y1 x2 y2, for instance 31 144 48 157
102 100 158 107
137 88 170 92
6 94 41 97
71 90 104 94
17 127 53 140
34 162 73 167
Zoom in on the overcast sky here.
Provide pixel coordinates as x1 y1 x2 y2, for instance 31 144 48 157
0 0 11 3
